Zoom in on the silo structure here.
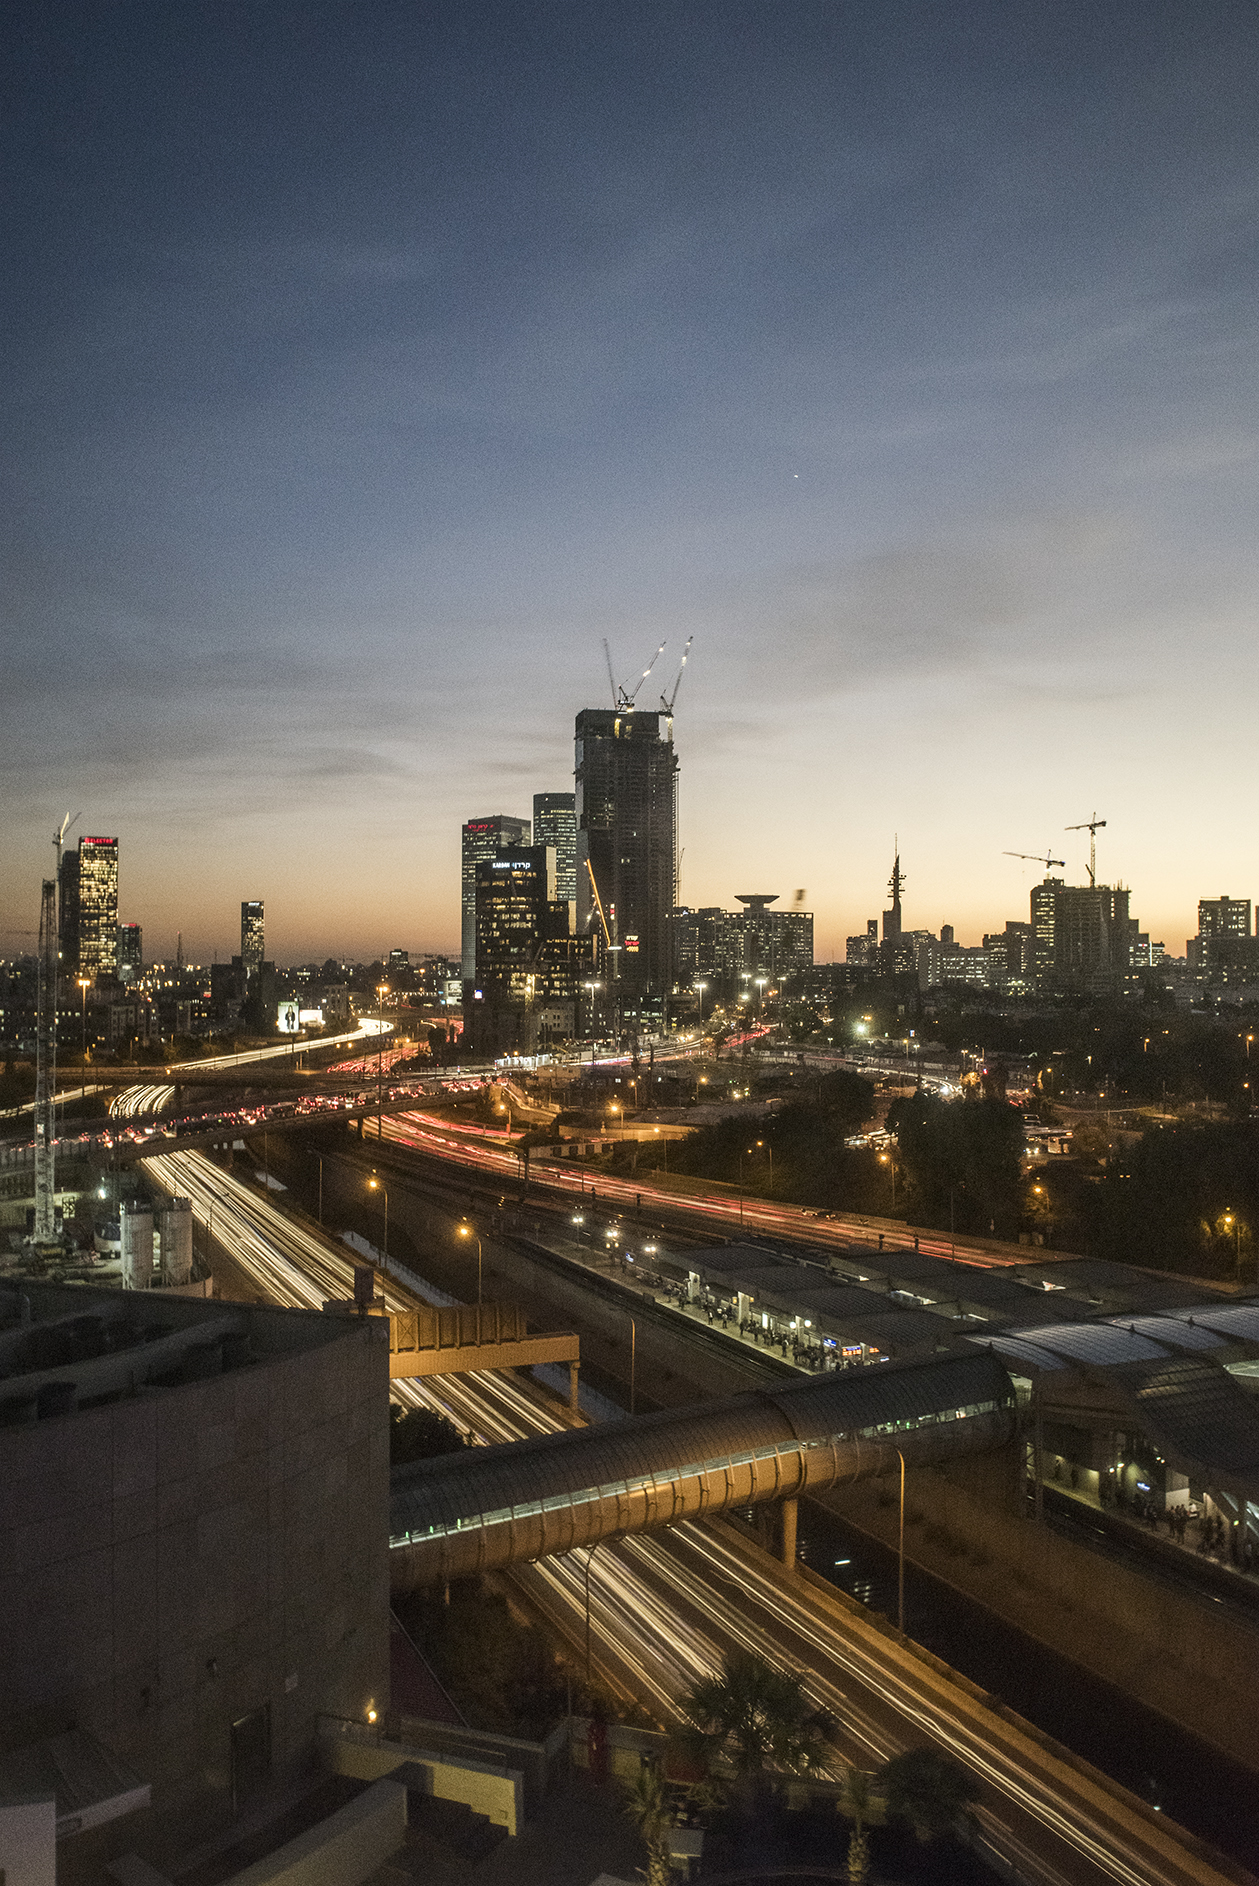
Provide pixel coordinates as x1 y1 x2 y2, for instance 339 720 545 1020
160 1197 193 1286
120 1202 154 1289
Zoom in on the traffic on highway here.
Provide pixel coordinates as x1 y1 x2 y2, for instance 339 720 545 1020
103 1037 1246 1886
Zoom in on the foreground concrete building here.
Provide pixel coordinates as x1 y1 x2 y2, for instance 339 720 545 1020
0 1282 390 1870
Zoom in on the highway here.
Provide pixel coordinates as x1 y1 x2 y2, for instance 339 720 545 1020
512 1523 1236 1886
377 1104 1048 1271
108 1051 1250 1886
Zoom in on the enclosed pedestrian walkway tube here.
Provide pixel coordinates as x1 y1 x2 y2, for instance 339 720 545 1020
389 1349 1016 1589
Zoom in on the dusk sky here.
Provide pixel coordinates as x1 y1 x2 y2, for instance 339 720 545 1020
4 1 1258 965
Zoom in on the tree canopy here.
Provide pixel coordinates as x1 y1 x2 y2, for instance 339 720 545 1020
886 1091 1025 1237
680 1650 827 1790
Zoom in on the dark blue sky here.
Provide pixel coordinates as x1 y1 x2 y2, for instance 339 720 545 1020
4 1 1258 958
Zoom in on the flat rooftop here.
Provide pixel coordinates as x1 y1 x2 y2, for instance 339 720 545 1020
0 1279 365 1426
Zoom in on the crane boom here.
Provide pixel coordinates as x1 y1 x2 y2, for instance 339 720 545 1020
1004 850 1065 870
585 858 612 950
603 639 667 710
1066 813 1106 887
660 636 693 716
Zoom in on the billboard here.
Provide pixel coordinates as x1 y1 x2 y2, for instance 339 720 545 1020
277 1000 300 1034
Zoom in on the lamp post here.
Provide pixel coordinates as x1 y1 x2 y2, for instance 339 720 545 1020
317 1154 323 1227
367 1173 388 1266
693 980 708 1025
629 1314 636 1416
754 975 767 1018
754 1137 772 1193
584 1542 599 1683
1224 1210 1241 1277
457 1219 483 1304
895 1448 906 1634
77 977 90 1061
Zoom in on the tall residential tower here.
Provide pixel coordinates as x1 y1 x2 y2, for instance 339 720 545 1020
241 901 265 978
77 837 119 980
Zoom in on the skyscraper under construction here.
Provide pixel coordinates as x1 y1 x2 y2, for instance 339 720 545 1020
574 708 677 1005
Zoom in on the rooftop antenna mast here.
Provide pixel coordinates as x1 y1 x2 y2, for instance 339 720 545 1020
1066 813 1107 888
1004 849 1065 872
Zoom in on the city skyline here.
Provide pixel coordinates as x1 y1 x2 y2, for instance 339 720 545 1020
4 2 1258 961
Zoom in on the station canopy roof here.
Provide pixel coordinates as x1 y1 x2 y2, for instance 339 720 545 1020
966 1333 1073 1372
1004 1260 1213 1315
668 1243 792 1276
1001 1321 1174 1366
1127 1356 1259 1496
1162 1302 1259 1343
1101 1315 1228 1353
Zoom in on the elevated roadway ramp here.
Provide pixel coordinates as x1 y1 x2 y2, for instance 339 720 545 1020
389 1348 1015 1588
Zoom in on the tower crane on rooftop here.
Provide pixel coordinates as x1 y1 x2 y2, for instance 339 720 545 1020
1004 849 1065 873
659 636 692 733
1066 813 1107 887
603 639 666 711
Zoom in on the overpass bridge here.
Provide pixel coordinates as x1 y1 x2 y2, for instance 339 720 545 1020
389 1348 1016 1589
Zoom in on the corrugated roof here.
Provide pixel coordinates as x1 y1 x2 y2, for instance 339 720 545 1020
966 1333 1071 1372
1102 1315 1227 1353
1163 1304 1259 1343
1127 1357 1259 1484
1003 1321 1174 1365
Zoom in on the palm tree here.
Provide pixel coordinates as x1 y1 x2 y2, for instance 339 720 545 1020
680 1650 826 1805
836 1766 886 1886
880 1745 978 1844
623 1763 672 1886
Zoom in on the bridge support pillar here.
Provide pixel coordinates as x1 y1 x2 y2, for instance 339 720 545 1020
568 1361 580 1413
780 1496 798 1568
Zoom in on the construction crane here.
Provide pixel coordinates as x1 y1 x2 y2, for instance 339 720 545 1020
1004 850 1065 872
31 813 77 1246
33 878 58 1244
603 639 666 711
1066 813 1106 887
659 636 693 733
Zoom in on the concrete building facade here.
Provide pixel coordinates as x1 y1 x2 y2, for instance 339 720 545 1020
0 1283 390 1866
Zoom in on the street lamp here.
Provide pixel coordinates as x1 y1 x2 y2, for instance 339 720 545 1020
895 1448 907 1634
607 1100 620 1139
77 977 90 1061
754 976 767 1016
457 1219 483 1304
693 980 708 1024
754 1137 773 1192
628 1313 636 1416
1223 1210 1242 1276
367 1172 388 1266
